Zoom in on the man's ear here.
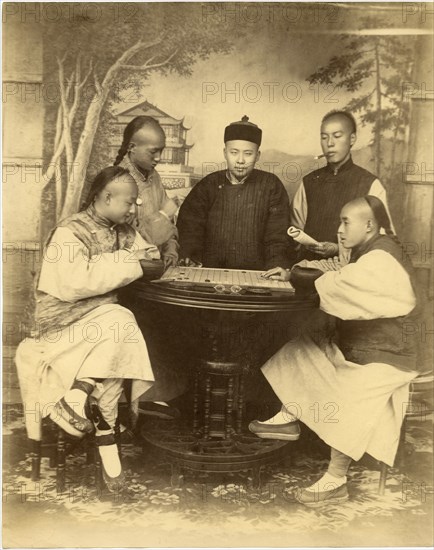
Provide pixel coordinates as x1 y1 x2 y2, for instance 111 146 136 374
349 133 357 148
104 191 112 204
366 218 373 232
256 149 261 162
128 141 136 153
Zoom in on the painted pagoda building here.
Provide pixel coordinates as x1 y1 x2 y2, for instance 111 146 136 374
113 101 200 201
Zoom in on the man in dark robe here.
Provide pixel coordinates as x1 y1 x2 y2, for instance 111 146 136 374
177 116 292 270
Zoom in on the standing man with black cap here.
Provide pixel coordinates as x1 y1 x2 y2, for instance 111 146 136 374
177 116 292 270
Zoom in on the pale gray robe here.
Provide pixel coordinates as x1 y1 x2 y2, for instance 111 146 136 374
261 249 418 466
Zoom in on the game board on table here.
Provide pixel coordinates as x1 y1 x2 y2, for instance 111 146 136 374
155 266 294 293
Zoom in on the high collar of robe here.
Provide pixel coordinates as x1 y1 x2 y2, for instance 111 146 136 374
225 170 251 186
123 155 155 184
349 233 384 263
86 204 118 230
326 156 354 176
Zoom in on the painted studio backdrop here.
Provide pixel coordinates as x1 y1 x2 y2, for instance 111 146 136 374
4 2 433 400
1 3 433 546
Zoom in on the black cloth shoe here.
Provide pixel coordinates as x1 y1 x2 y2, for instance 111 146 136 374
295 483 349 508
138 402 180 420
248 419 300 441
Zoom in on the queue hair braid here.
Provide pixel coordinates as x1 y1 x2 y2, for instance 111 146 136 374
364 195 395 237
113 116 163 166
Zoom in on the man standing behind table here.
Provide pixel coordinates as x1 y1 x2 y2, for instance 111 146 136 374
114 116 184 419
177 116 292 270
114 116 179 269
290 110 394 261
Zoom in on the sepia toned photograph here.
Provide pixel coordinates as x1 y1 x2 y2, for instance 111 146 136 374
2 1 433 547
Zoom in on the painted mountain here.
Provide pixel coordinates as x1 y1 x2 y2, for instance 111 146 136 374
195 146 380 199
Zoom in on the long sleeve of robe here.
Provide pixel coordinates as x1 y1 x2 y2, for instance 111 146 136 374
177 169 292 270
38 227 148 302
261 247 418 466
290 177 396 234
315 249 416 320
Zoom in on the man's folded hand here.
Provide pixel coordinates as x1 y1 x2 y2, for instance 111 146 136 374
305 241 339 258
178 257 202 267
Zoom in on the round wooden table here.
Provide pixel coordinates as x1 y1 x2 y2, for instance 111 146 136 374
121 279 318 487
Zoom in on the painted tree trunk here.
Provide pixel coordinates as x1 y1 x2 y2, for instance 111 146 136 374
60 88 110 218
374 40 382 179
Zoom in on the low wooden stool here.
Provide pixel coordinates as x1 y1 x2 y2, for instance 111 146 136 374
378 371 433 494
29 420 122 494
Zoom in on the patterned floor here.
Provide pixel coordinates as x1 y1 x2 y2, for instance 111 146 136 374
2 409 433 547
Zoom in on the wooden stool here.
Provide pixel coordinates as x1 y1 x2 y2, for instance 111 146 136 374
378 371 433 494
29 420 122 494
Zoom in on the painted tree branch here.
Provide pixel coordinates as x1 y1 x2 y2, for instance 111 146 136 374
120 49 178 71
60 37 166 218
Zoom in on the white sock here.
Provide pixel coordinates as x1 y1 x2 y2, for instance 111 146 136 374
305 472 347 492
154 401 169 407
97 431 122 478
258 405 298 425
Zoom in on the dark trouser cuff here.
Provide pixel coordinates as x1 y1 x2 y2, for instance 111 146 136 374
95 433 116 447
90 403 111 431
71 379 95 395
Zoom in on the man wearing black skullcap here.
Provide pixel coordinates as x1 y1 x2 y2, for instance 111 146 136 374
177 116 292 270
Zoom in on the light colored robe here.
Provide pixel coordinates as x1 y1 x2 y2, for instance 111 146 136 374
261 249 418 466
119 156 179 262
15 227 155 440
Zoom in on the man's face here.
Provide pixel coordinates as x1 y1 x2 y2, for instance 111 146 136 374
338 204 371 249
320 115 356 165
224 140 260 180
129 126 166 172
105 175 138 224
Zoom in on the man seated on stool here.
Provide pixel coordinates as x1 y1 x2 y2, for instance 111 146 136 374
16 167 157 493
176 115 293 270
249 196 421 506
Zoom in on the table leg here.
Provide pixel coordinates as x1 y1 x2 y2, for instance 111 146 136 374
56 429 66 494
236 374 244 435
30 439 42 481
252 465 262 489
193 370 200 433
138 308 294 481
225 376 234 440
203 374 211 439
170 464 184 488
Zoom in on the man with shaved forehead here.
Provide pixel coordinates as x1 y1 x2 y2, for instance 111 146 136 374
114 116 188 419
290 110 394 262
114 116 179 269
250 196 422 506
16 167 160 493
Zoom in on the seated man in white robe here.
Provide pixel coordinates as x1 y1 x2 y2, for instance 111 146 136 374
15 166 159 493
249 196 422 507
